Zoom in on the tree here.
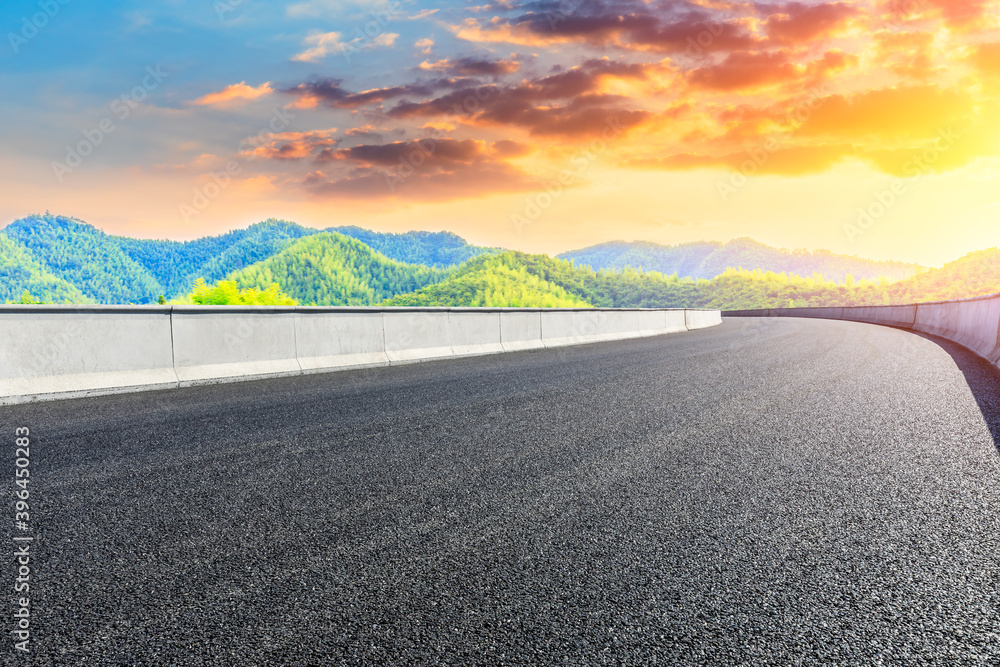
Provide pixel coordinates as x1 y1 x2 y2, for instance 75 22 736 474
187 278 297 306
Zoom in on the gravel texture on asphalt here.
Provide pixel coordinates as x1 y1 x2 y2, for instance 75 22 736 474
2 317 999 665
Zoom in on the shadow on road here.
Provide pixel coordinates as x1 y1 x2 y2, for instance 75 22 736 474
908 329 1000 456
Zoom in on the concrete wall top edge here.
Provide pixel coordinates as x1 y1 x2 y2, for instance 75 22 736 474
725 291 1000 316
0 305 696 315
0 305 173 315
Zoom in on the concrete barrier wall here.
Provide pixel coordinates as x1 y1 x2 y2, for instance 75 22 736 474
172 307 301 384
295 310 388 373
0 306 177 400
448 310 504 358
725 294 1000 371
685 309 723 330
0 306 722 404
499 310 543 352
540 310 602 347
382 309 453 364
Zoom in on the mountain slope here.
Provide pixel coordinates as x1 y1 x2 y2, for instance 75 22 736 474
114 218 315 297
382 252 701 308
226 232 447 306
0 234 90 304
884 247 1000 303
331 226 496 268
2 214 163 303
559 238 922 282
382 258 593 307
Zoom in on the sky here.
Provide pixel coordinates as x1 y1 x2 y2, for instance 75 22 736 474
1 0 999 267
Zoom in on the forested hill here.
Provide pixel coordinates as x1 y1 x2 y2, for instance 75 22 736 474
383 252 702 308
558 237 923 283
0 234 90 304
2 213 994 309
0 214 489 303
226 232 447 306
330 226 497 268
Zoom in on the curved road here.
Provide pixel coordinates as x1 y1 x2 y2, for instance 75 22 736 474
2 318 999 664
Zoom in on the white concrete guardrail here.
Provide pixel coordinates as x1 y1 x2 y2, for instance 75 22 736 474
725 294 1000 370
0 306 722 404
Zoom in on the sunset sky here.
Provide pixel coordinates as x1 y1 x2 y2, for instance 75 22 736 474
1 0 999 266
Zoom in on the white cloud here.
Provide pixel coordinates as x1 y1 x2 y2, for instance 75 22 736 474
292 30 399 62
292 32 349 62
415 37 434 55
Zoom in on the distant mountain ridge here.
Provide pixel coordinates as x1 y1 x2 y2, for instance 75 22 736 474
4 213 987 309
0 214 493 303
558 238 924 283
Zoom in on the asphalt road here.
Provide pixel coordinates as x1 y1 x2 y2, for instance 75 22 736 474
3 317 999 665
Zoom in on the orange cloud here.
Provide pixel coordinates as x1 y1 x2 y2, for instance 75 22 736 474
192 81 274 107
299 138 539 201
874 31 939 80
795 86 970 142
241 130 339 160
763 2 860 44
418 56 521 76
970 42 1000 77
629 144 854 175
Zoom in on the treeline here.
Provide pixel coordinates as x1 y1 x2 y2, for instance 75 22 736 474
227 233 447 306
0 214 492 303
379 251 1000 310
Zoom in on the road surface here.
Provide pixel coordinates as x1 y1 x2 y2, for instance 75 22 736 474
2 317 999 664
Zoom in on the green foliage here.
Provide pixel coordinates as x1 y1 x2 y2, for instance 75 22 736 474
383 261 593 307
382 251 699 308
188 278 297 306
0 233 90 304
113 218 314 297
3 214 161 303
226 232 447 306
697 268 888 310
17 291 47 304
878 249 1000 303
331 226 497 268
1 215 490 303
3 213 999 310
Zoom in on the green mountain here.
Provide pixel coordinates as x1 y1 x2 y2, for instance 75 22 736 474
226 232 447 306
0 234 90 304
382 252 700 309
2 214 163 303
559 237 923 283
0 215 491 303
881 247 1000 303
382 253 592 307
2 213 992 311
114 218 314 297
330 226 496 268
